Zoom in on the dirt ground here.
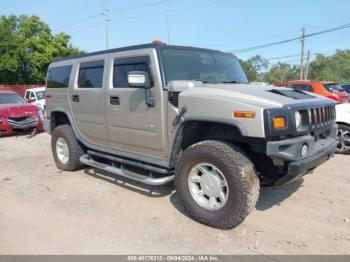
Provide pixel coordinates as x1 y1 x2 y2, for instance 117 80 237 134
0 133 349 255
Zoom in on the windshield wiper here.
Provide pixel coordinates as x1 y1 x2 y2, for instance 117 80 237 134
222 80 242 84
194 79 209 83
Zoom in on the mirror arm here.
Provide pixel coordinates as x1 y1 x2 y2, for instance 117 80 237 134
145 89 155 107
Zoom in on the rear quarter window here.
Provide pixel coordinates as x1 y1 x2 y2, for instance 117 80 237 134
47 65 72 88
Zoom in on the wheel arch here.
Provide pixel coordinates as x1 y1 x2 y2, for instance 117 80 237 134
169 120 266 169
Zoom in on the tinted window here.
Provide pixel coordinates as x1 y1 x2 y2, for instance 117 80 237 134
341 84 350 93
113 57 152 88
78 60 104 88
324 83 344 93
161 48 248 84
0 93 26 104
290 84 313 92
47 65 72 88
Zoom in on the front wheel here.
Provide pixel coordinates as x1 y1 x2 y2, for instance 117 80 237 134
336 124 350 154
174 140 260 229
51 124 85 171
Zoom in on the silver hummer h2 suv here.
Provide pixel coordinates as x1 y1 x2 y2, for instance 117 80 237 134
44 43 337 229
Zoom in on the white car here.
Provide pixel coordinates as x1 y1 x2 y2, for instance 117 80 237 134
24 87 46 111
336 103 350 154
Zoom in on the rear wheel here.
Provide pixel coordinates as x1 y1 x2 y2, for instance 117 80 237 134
51 124 85 171
175 140 260 229
336 124 350 154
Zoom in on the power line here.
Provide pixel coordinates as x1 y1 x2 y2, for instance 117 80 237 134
231 22 350 54
54 0 174 32
109 0 232 23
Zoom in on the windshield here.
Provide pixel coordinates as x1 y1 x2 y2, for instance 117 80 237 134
0 93 26 104
324 83 344 93
36 91 45 100
161 48 248 85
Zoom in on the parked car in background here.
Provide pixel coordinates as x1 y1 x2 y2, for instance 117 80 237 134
335 103 350 154
275 81 349 103
341 83 350 94
0 91 43 136
24 87 46 111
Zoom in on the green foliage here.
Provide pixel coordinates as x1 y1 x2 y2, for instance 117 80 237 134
264 63 299 83
0 15 83 84
309 50 350 82
240 55 268 82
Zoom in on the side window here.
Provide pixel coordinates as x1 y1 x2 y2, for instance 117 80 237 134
29 92 36 100
47 65 72 88
113 56 153 88
25 91 30 99
291 84 313 92
78 60 104 88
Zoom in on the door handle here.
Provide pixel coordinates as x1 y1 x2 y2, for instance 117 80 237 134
72 95 80 102
110 96 120 105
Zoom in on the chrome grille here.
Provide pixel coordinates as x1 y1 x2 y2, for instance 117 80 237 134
308 105 335 129
7 116 37 129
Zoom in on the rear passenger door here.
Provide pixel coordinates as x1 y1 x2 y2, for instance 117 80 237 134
106 49 167 158
69 57 109 146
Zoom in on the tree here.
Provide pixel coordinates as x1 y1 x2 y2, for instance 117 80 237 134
264 63 299 84
240 55 268 82
0 15 83 84
309 50 350 82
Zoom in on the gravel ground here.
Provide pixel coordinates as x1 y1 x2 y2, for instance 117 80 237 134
0 133 349 255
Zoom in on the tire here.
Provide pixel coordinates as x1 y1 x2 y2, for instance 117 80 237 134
51 124 85 171
336 124 350 155
175 140 260 229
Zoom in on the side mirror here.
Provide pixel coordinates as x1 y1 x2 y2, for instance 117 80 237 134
127 71 155 107
27 98 33 103
127 71 151 89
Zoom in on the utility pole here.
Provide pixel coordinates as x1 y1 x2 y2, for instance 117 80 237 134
102 0 110 50
304 50 311 80
299 26 305 80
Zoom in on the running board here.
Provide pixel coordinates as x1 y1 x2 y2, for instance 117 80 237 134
79 154 174 186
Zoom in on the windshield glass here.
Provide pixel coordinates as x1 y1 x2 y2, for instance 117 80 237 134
324 83 344 93
36 91 45 100
161 48 248 85
0 93 26 104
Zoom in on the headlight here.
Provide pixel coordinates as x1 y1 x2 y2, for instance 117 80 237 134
295 111 302 129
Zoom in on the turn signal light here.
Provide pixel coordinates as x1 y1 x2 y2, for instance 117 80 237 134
233 111 255 118
273 116 287 129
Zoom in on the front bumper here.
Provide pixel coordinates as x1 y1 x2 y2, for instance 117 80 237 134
267 124 337 186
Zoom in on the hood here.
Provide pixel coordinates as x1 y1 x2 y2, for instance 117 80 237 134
173 82 330 108
0 103 39 117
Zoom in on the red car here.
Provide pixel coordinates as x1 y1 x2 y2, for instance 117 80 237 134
275 81 349 104
0 91 43 136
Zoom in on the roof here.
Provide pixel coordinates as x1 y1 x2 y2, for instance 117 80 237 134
0 90 16 94
52 43 227 63
25 87 46 92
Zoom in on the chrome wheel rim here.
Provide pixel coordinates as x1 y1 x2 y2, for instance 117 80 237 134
336 129 350 153
56 137 69 164
188 163 229 211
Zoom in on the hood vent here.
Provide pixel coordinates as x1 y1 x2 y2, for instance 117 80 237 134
269 89 315 100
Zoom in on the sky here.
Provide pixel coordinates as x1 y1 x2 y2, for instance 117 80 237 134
1 0 350 66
